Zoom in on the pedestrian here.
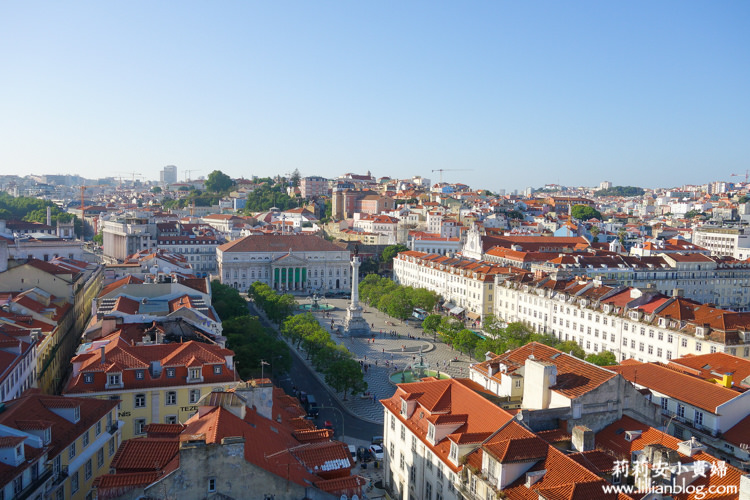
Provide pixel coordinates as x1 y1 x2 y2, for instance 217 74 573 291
382 348 385 354
375 360 378 366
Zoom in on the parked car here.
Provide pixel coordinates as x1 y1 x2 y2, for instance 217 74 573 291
298 391 308 405
369 444 384 461
306 394 319 417
371 435 383 446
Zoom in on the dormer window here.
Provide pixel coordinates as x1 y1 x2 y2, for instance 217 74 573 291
428 424 435 442
166 368 176 378
449 442 458 462
135 370 145 380
213 365 222 375
44 427 51 445
15 445 22 458
74 406 80 423
189 368 201 380
107 374 121 387
401 400 408 416
84 373 94 384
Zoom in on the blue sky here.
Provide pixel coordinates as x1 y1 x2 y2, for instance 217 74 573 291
1 2 748 192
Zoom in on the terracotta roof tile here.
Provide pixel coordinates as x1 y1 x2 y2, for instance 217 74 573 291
606 362 741 413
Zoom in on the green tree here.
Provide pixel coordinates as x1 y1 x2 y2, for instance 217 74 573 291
571 204 602 221
290 169 301 188
322 199 333 222
325 356 367 399
211 280 249 320
422 314 442 335
585 351 618 366
554 340 586 359
409 288 438 312
92 233 103 245
455 329 479 358
381 244 409 264
151 186 162 194
437 317 462 345
205 170 234 193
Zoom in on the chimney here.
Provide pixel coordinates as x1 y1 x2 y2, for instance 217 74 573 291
571 426 594 452
100 345 106 365
46 207 51 227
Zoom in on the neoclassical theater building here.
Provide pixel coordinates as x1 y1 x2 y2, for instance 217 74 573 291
217 234 351 293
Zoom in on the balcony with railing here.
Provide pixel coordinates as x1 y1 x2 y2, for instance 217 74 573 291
662 409 719 438
17 467 53 500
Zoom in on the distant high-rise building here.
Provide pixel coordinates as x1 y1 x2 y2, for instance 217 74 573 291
160 165 177 184
599 180 612 190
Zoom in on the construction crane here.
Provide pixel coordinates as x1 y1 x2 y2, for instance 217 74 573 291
184 169 201 182
731 170 749 183
431 168 473 184
116 171 144 183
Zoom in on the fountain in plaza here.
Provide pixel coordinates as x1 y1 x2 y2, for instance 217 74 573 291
342 247 371 336
298 291 334 312
389 347 451 384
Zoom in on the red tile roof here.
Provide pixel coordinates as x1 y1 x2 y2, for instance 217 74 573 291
381 378 514 474
111 438 180 472
218 234 346 253
596 416 744 500
472 342 615 399
606 361 741 413
668 352 750 388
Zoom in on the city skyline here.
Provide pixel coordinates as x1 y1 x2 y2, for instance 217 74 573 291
2 2 748 191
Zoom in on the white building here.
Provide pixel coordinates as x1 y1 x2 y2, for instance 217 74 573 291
693 225 750 258
393 250 513 324
217 234 350 293
494 275 750 363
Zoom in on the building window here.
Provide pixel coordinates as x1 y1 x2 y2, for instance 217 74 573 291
69 442 76 459
85 459 92 480
213 365 222 375
661 398 668 411
401 424 406 441
84 373 94 384
71 471 79 494
400 453 405 470
695 410 704 427
97 448 104 468
135 370 145 380
82 430 89 447
189 389 201 404
696 342 702 352
134 393 146 408
109 437 116 456
74 406 80 422
677 404 685 418
166 367 176 378
189 367 201 380
96 421 101 436
107 374 121 386
134 418 146 435
208 478 216 492
166 391 177 405
165 415 178 424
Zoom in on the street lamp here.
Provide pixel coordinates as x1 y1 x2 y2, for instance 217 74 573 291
317 406 345 441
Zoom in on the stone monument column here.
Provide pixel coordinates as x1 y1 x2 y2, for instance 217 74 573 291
343 254 370 336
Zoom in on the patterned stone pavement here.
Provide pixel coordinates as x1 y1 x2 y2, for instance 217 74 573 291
305 298 475 424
